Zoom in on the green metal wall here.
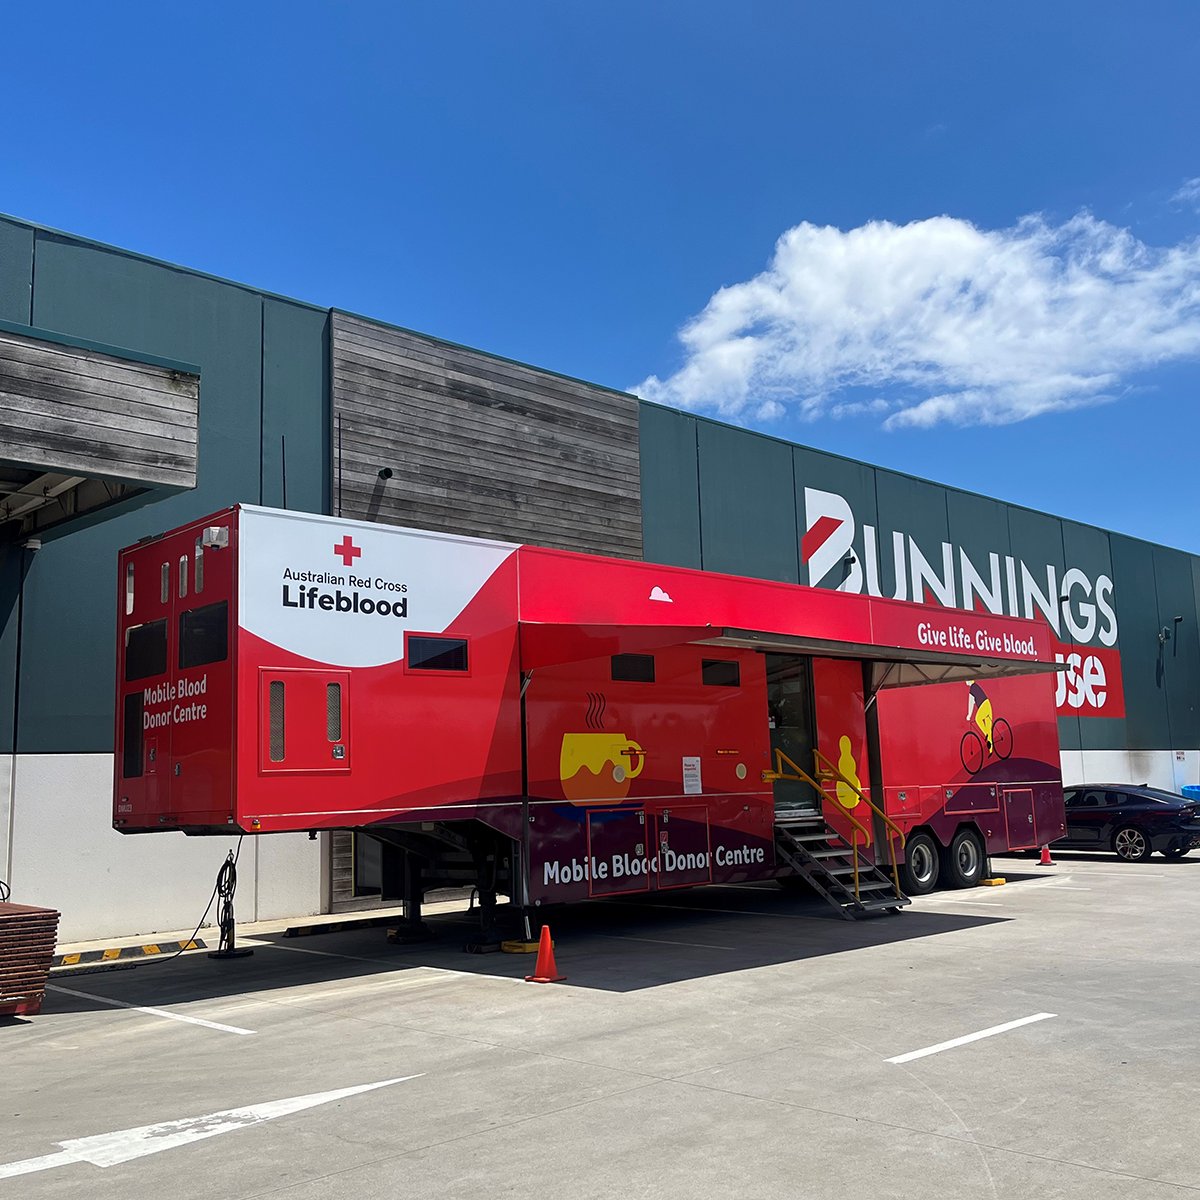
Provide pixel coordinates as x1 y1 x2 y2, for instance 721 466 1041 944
641 402 1200 754
0 218 329 753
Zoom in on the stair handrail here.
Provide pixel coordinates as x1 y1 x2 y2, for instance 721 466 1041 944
812 747 906 900
767 748 872 901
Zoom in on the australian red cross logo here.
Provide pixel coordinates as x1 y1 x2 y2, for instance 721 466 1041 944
334 536 362 567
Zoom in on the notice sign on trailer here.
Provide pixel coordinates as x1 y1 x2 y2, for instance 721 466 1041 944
682 756 702 795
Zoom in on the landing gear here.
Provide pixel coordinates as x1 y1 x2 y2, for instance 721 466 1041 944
463 840 503 953
899 832 939 896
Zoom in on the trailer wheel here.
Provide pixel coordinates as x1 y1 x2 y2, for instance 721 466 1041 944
944 828 984 888
899 832 939 896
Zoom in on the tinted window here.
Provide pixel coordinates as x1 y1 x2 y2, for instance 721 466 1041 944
122 692 144 778
702 659 740 687
1080 790 1104 808
125 619 167 681
1063 790 1081 808
179 601 228 669
409 636 468 672
612 654 655 683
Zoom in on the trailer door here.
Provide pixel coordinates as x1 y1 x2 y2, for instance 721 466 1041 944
259 668 352 774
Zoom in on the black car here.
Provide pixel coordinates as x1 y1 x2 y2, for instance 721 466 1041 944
1060 784 1200 861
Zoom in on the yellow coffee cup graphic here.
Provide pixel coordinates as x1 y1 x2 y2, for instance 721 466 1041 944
560 732 645 803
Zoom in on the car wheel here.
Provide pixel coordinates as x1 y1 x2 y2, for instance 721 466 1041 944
900 832 940 896
944 828 985 889
1113 825 1152 862
1162 843 1190 860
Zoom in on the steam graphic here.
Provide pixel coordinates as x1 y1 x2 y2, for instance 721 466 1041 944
585 692 608 730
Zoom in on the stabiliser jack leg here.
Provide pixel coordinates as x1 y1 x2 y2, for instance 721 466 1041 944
208 849 254 960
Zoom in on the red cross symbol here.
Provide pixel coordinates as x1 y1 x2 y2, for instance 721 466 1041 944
333 536 362 567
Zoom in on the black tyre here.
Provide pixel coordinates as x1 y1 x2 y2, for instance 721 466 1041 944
1113 825 1152 862
1162 843 1190 861
944 828 985 888
900 831 940 895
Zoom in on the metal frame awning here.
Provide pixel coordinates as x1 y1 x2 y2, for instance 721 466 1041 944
520 621 1065 692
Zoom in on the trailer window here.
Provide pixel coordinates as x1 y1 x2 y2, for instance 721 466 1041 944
194 537 204 593
122 692 144 778
125 619 168 682
407 636 468 672
179 601 228 669
268 680 286 762
125 562 135 616
701 659 740 687
612 654 655 683
178 555 188 599
160 561 169 604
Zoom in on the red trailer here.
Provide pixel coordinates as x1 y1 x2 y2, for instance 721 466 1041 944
114 506 1065 938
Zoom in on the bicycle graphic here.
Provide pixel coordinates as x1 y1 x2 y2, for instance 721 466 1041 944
960 717 1013 775
960 679 1013 775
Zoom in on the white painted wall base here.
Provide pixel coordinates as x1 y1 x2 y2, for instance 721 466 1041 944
1060 748 1199 791
6 754 321 942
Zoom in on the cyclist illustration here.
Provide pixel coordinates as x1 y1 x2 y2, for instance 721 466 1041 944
966 680 993 753
960 680 1013 775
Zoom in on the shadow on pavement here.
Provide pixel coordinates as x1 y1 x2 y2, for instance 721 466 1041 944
41 882 1007 1010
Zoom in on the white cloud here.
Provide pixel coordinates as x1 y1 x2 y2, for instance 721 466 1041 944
1172 178 1200 210
634 213 1200 429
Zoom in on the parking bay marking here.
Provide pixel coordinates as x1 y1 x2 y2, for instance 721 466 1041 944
0 1076 421 1180
886 1012 1057 1064
46 984 255 1036
592 932 737 951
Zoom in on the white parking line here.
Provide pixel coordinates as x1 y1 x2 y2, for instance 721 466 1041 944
46 984 255 1036
1064 869 1164 879
592 933 737 951
886 1012 1056 1064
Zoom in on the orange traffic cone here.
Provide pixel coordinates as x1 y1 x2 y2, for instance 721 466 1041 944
524 925 565 983
1039 844 1055 866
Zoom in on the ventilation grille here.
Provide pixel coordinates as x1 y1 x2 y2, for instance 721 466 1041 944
268 680 286 762
326 683 342 741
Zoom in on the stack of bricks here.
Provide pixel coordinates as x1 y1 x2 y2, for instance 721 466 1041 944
0 903 60 1018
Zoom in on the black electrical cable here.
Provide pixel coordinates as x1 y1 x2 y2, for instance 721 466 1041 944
55 837 243 978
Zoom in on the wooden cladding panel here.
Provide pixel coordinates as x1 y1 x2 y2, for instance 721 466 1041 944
0 326 199 489
331 314 642 558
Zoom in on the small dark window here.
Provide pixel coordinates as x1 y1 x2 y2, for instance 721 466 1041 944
702 659 740 687
408 636 468 672
122 692 144 778
179 601 228 669
125 619 168 681
612 654 655 683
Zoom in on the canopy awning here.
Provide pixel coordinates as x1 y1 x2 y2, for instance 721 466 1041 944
518 619 1064 691
515 543 1062 688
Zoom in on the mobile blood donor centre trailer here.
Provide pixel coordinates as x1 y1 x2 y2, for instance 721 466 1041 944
115 506 1066 937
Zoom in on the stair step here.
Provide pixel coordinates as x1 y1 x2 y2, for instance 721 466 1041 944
853 897 912 913
805 848 850 860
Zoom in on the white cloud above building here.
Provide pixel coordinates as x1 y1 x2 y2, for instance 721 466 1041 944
634 213 1200 429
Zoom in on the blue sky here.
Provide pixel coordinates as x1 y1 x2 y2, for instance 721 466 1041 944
3 3 1198 549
